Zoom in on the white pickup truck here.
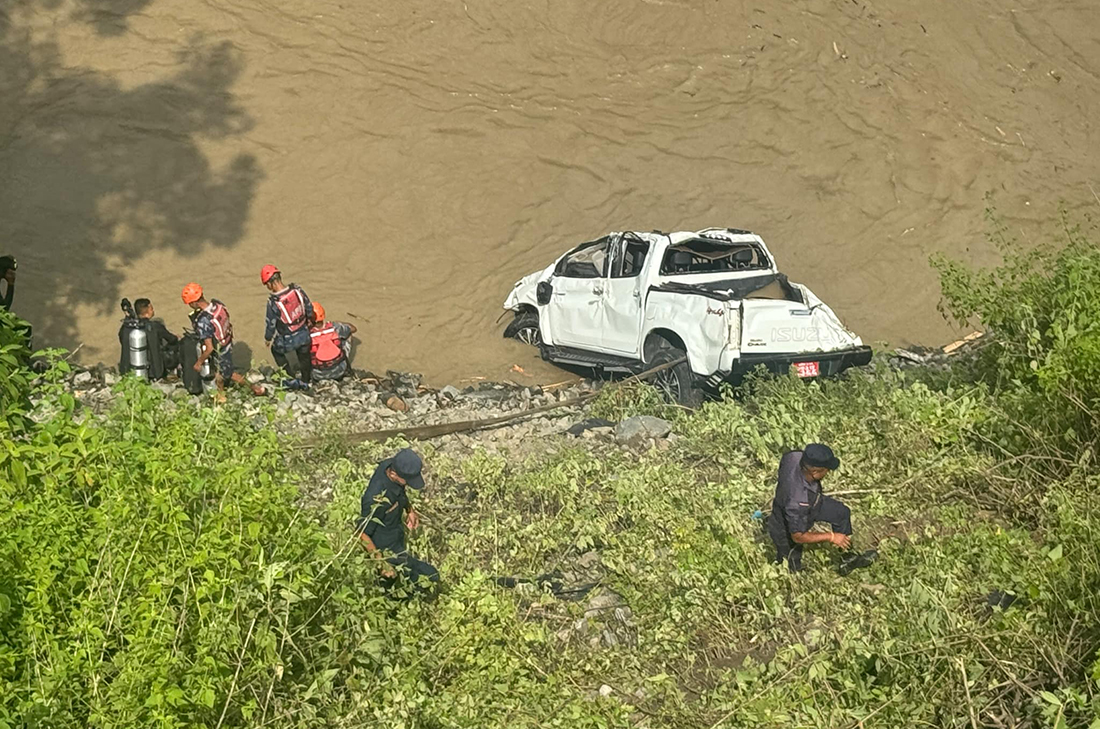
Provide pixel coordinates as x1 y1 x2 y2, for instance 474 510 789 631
502 227 871 404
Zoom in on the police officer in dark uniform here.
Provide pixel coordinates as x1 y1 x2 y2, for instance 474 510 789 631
767 443 876 575
357 449 439 596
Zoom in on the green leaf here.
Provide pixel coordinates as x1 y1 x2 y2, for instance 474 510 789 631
9 458 25 486
1047 544 1064 562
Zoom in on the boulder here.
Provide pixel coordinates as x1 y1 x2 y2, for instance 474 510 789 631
385 395 408 413
613 415 672 444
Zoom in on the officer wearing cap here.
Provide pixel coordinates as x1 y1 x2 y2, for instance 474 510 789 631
767 443 874 574
357 448 439 594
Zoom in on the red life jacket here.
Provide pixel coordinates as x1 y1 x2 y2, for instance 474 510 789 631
206 301 233 347
310 323 344 367
273 286 307 332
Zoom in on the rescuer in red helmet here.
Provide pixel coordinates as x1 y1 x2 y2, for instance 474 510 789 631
260 265 315 390
307 302 357 381
182 283 264 402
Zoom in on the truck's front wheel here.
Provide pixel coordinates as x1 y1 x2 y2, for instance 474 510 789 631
503 311 542 347
647 346 703 407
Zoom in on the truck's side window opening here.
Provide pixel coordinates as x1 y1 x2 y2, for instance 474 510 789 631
613 239 649 278
557 237 611 279
659 240 769 275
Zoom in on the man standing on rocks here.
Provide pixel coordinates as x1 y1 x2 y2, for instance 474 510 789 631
261 265 314 390
767 443 877 575
183 283 265 402
357 448 439 597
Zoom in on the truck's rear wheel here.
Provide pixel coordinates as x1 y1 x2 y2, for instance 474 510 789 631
503 311 542 347
647 346 703 407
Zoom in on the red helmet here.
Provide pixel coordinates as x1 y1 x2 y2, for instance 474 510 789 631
260 265 280 284
181 282 203 305
312 302 326 322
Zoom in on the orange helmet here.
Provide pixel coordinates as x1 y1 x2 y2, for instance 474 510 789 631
181 283 203 305
311 302 326 323
260 265 280 284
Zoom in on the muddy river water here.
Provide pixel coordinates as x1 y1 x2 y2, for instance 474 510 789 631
2 0 1098 383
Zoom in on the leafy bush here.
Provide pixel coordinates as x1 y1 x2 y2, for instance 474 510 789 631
0 310 32 425
0 377 396 729
933 214 1100 463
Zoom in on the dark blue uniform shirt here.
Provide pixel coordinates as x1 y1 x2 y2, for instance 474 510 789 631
357 459 411 554
772 450 824 535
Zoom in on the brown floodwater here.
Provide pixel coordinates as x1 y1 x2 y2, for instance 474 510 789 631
2 0 1098 384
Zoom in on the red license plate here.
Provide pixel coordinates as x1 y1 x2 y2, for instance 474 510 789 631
795 361 820 378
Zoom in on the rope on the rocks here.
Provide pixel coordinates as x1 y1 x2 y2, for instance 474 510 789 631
298 357 687 447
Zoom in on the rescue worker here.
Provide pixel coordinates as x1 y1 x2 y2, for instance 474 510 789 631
357 448 439 597
0 255 16 312
182 283 264 402
767 443 877 575
119 298 180 378
308 302 357 381
260 265 314 389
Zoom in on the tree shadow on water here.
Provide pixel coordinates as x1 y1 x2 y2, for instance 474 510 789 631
0 0 261 353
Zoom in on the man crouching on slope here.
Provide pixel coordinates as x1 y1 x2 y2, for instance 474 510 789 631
767 443 877 575
357 449 439 599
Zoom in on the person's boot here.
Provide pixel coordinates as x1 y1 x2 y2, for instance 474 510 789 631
837 549 878 576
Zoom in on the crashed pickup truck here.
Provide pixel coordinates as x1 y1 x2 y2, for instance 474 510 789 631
502 227 872 404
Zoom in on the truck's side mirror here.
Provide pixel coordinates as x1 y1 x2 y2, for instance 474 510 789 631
536 281 553 305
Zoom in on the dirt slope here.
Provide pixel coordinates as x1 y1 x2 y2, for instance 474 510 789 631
2 0 1098 383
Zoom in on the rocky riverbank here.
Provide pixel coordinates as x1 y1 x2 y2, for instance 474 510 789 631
49 334 983 462
51 365 680 457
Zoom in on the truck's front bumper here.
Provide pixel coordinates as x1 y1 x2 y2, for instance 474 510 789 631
725 345 873 381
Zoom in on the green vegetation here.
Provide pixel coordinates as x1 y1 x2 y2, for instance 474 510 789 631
2 221 1099 728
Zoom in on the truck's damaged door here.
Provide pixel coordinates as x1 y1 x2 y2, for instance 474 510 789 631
599 234 649 355
545 237 611 349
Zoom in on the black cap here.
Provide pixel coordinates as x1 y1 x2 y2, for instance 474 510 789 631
802 443 840 471
392 448 425 490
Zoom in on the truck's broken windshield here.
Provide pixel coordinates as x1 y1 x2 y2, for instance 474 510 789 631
660 239 769 276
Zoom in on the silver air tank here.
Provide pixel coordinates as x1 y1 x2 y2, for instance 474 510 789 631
128 326 150 380
197 340 213 379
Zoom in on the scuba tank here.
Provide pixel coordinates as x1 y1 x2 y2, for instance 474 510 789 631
181 310 215 395
128 327 150 380
180 333 205 395
198 340 213 379
119 299 150 380
188 310 213 379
